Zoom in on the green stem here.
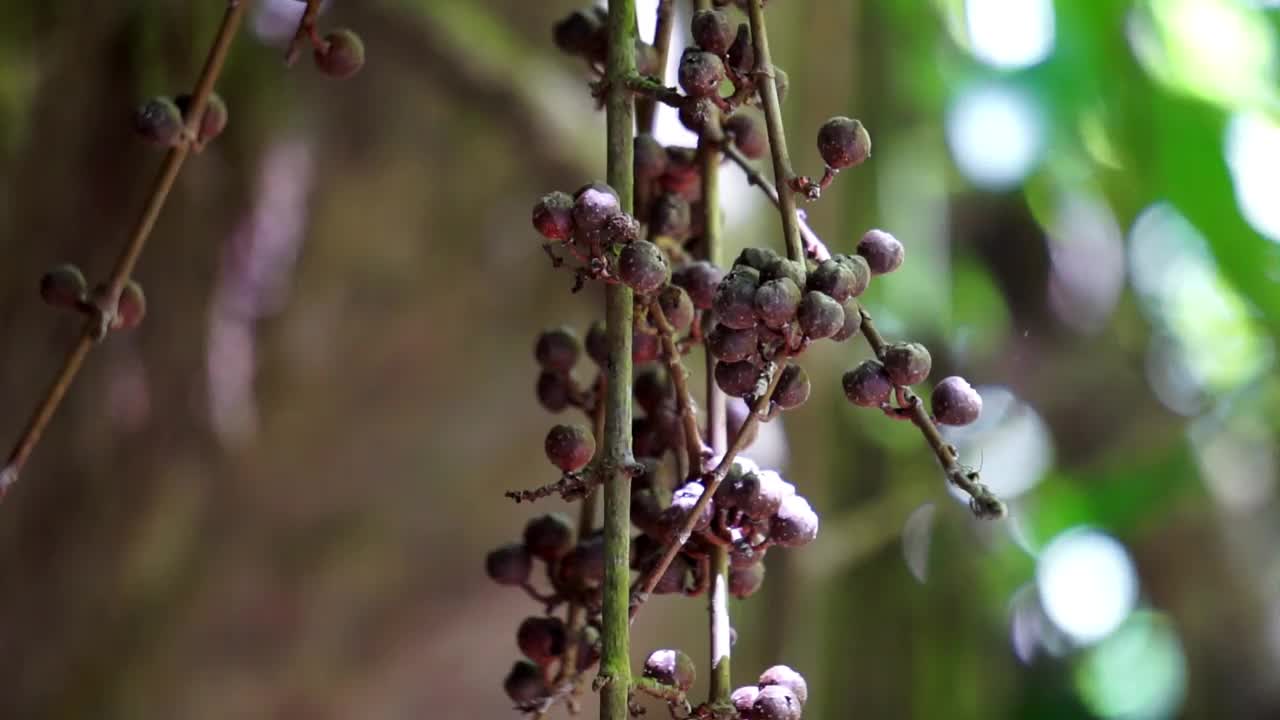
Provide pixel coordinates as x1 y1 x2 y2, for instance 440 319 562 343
600 1 637 718
746 0 804 265
708 544 732 701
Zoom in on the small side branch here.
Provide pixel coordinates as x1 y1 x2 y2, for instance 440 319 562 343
649 300 710 477
721 142 830 261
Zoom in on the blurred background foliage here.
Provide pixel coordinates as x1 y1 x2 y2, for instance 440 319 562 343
0 0 1278 718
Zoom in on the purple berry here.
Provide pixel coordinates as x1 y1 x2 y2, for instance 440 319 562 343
797 291 845 340
534 327 580 372
544 424 595 472
715 360 759 398
817 116 871 170
842 359 893 407
725 111 767 159
134 97 184 146
881 342 932 386
770 495 819 547
658 285 695 333
532 191 574 241
691 9 734 55
931 375 982 426
807 258 858 303
672 260 724 310
523 513 574 562
831 301 863 342
773 362 811 410
174 92 228 145
39 264 87 309
758 665 808 706
618 240 671 295
504 659 548 704
730 562 765 598
485 543 532 586
313 29 365 79
713 268 761 330
643 649 696 691
753 278 802 330
752 684 802 720
517 616 567 664
585 321 608 366
707 324 758 363
857 228 905 275
731 686 761 715
678 49 725 98
572 183 621 232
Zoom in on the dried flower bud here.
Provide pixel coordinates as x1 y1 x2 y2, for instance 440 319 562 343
725 110 767 159
831 300 863 342
485 543 533 586
678 49 726 98
544 424 595 473
572 183 621 232
134 96 184 146
635 134 669 180
534 327 580 373
727 23 754 75
618 240 671 295
931 375 982 426
758 665 809 706
842 359 893 407
771 495 819 547
707 324 758 363
735 246 779 272
39 264 87 309
730 562 765 598
753 685 802 720
523 513 574 562
817 116 871 170
504 659 548 705
714 268 761 330
314 29 366 79
753 278 801 330
517 616 567 664
773 362 810 410
715 359 759 398
881 342 931 386
112 280 146 331
644 649 696 691
658 285 695 333
532 191 575 241
691 9 734 55
857 228 905 275
797 290 845 340
672 260 723 310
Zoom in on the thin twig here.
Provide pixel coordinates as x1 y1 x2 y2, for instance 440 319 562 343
649 301 709 477
857 308 1006 519
285 0 323 65
505 472 599 503
637 0 677 133
721 142 830 261
625 76 686 108
0 0 251 503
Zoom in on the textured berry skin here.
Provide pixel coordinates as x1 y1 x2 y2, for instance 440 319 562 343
806 258 856 303
735 246 779 272
672 260 723 310
831 253 872 298
817 116 871 169
797 290 844 340
651 194 692 238
134 97 184 146
544 424 595 472
692 9 734 55
658 482 713 538
39 264 87 309
752 684 802 720
770 494 819 547
725 111 767 159
747 470 791 521
658 285 695 333
618 240 671 295
726 23 754 75
753 278 801 330
572 183 621 232
635 134 669 180
517 616 567 664
678 96 722 134
643 649 696 691
773 362 811 410
715 359 759 398
707 324 758 363
534 327 580 373
857 228 905 275
842 359 893 407
831 300 863 342
523 513 574 562
485 543 533 586
731 686 761 715
882 341 932 386
761 258 806 288
931 375 982 426
729 561 765 598
314 29 366 79
758 665 809 706
113 281 146 330
602 212 641 245
678 49 726 98
713 268 761 330
532 192 575 241
504 659 548 704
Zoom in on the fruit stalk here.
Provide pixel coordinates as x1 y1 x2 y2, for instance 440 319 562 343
637 0 676 133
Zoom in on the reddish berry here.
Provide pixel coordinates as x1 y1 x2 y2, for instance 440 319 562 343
643 649 696 691
544 424 595 472
602 212 641 245
134 97 184 146
113 280 146 331
618 240 671 295
659 482 713 538
707 324 758 363
730 562 765 598
715 359 759 398
658 285 695 333
633 327 662 364
532 191 575 241
773 362 810 410
817 116 871 169
517 616 567 664
174 92 228 145
314 29 365 79
857 228 905 275
842 360 893 407
678 49 725 98
39 264 87 309
753 277 801 330
485 543 533 586
745 470 790 521
692 9 734 55
536 370 571 413
725 110 767 159
523 513 574 562
572 183 621 232
758 665 808 706
504 659 548 704
672 260 723 310
797 290 845 340
559 535 606 589
653 553 693 595
831 300 863 342
882 342 931 386
534 327 580 372
931 375 982 426
753 685 802 720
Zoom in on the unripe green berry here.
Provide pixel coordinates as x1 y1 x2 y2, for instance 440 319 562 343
753 277 801 330
544 424 595 473
761 257 806 288
643 649 696 691
678 49 725 98
817 116 871 169
314 29 366 79
134 97 184 146
758 665 809 706
931 375 982 426
534 327 580 372
532 191 575 241
882 341 931 386
857 228 905 275
691 9 734 55
39 264 87 309
842 359 893 406
523 513 575 562
485 543 533 586
725 110 767 159
657 285 695 333
504 659 548 704
618 240 671 295
773 362 810 410
797 290 845 340
174 92 228 145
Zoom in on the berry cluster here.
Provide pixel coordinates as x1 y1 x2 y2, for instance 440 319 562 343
637 649 809 720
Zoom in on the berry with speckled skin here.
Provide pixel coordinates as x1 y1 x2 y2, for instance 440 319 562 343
817 116 871 169
931 375 983 426
882 342 931 386
857 228 905 275
842 359 893 407
544 424 595 472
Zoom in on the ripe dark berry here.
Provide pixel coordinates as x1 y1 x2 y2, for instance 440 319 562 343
523 513 574 562
726 23 754 75
39 264 87 309
504 659 548 704
807 258 858 303
797 290 845 340
532 191 575 241
931 375 982 426
713 268 761 330
773 362 810 410
725 111 767 159
842 360 893 407
536 371 571 412
707 324 758 363
634 366 672 415
658 285 695 333
314 29 366 79
753 277 801 330
771 495 819 547
659 482 713 537
672 260 723 309
635 134 669 180
744 470 789 521
485 543 533 586
602 212 641 246
134 97 184 146
731 686 761 715
633 415 668 458
651 194 692 238
113 281 146 331
678 49 725 98
735 246 779 272
715 359 759 398
817 116 871 169
758 665 809 706
753 685 802 720
729 561 765 598
831 301 863 342
633 328 662 364
691 9 734 55
559 535 606 589
643 649 696 691
572 183 621 232
678 96 722 134
553 9 604 57
653 553 692 595
882 342 931 386
832 253 871 298
544 424 595 472
534 327 580 372
857 228 905 275
618 240 671 295
517 616 567 664
762 258 806 287
173 92 229 146
585 321 608 366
